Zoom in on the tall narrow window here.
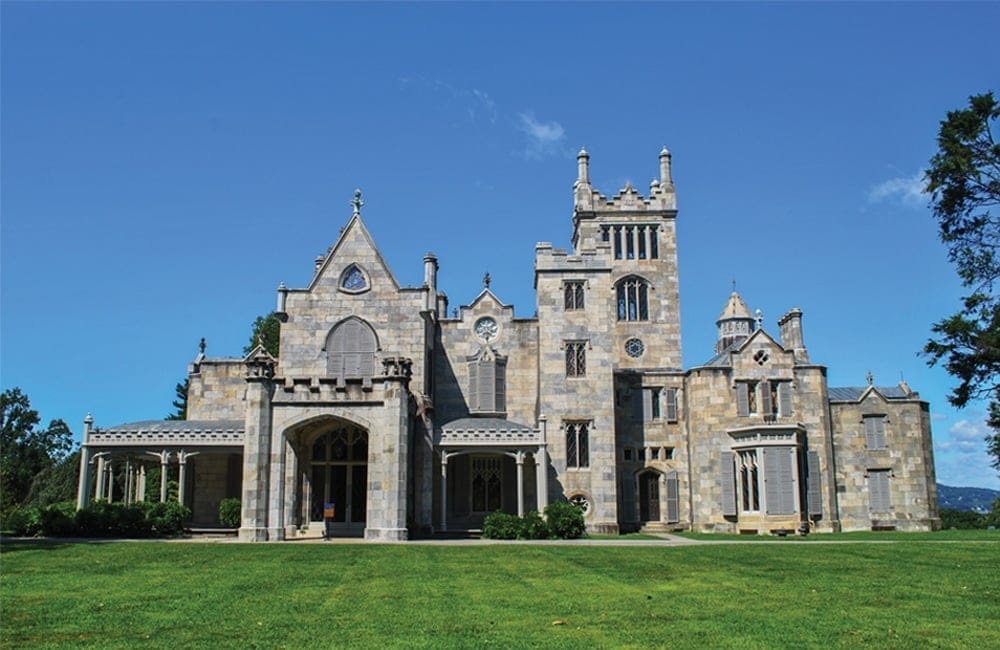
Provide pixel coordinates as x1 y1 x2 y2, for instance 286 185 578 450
664 387 678 423
616 276 650 321
649 227 659 259
566 422 590 468
642 387 662 421
566 341 587 377
737 450 760 512
467 352 507 413
864 415 887 450
564 281 585 310
736 381 759 416
868 469 890 513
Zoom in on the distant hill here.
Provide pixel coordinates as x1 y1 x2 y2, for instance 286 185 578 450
937 484 1000 512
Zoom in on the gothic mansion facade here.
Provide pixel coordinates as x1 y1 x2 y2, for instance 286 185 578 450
76 149 940 540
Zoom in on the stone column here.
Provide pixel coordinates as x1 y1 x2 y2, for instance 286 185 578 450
137 465 146 503
76 414 94 509
440 452 449 532
267 431 288 542
515 451 525 517
124 459 134 505
240 347 276 542
159 451 170 502
95 456 106 502
106 462 115 502
364 359 411 541
535 446 549 513
283 440 299 539
643 226 652 258
177 451 189 506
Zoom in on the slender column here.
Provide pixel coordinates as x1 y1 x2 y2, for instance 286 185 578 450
76 448 93 509
515 451 525 517
440 453 448 532
535 446 549 513
124 459 134 505
630 226 639 258
644 226 652 258
159 451 170 502
106 462 114 502
137 465 146 503
615 227 624 258
95 455 107 502
177 450 198 506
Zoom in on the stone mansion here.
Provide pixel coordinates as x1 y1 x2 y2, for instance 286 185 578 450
76 148 940 540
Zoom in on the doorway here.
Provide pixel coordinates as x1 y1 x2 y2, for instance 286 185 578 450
309 426 368 532
638 471 661 522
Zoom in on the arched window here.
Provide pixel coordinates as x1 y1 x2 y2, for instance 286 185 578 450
467 348 507 413
616 276 650 321
326 317 378 382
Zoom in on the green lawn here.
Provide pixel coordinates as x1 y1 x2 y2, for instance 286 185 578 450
2 538 998 648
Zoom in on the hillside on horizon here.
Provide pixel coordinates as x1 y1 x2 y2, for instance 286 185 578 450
937 484 999 512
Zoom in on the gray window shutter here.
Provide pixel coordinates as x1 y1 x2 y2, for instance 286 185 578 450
806 450 822 517
778 382 793 416
869 470 890 512
666 471 679 523
495 361 506 412
468 362 479 411
875 418 886 450
864 417 876 448
478 360 495 412
721 452 736 516
764 447 796 515
665 388 678 423
760 380 773 416
642 389 653 422
736 383 749 417
865 417 887 450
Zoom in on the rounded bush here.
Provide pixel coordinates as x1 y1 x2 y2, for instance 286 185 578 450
520 510 550 540
482 511 522 539
5 506 42 536
218 498 241 528
544 501 586 539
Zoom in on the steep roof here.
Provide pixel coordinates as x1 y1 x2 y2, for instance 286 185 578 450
718 291 753 321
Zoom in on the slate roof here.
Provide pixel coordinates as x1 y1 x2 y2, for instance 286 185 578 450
97 420 245 434
440 417 534 433
827 386 911 402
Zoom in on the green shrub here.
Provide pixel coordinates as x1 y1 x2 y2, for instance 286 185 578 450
145 501 190 535
482 511 523 539
75 500 116 536
4 506 42 536
544 501 585 539
520 510 550 540
219 498 241 528
940 508 985 530
39 501 77 537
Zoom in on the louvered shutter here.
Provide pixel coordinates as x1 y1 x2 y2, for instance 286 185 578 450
807 450 822 517
478 360 495 412
468 362 479 411
874 418 886 450
642 389 653 422
760 380 773 416
721 451 737 516
764 447 796 515
736 383 749 417
864 417 876 449
666 471 679 523
865 416 887 450
495 361 506 412
665 388 678 423
869 471 890 512
778 382 793 416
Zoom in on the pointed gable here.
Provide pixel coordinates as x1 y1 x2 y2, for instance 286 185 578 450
309 214 401 294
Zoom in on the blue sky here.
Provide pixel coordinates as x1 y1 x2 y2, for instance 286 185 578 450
2 2 998 489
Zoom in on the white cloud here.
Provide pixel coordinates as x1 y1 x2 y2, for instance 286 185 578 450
934 416 1000 489
868 171 926 207
516 111 566 160
398 76 497 125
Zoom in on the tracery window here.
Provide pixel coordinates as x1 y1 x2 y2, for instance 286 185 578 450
566 421 590 468
564 281 585 310
565 341 587 377
339 264 368 293
616 276 650 321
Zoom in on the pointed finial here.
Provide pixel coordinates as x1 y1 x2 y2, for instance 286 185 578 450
866 370 874 386
754 309 763 328
732 278 737 293
483 271 491 288
350 188 364 216
199 337 206 355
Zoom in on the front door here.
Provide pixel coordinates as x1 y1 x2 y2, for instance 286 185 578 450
309 427 368 531
639 472 660 522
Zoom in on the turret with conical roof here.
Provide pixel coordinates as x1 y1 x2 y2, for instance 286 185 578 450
716 290 755 353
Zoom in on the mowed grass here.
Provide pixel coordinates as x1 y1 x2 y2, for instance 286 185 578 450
2 538 999 648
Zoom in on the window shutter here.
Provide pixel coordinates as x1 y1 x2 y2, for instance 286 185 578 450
736 383 749 417
807 450 822 517
764 447 796 515
666 471 679 523
760 380 773 416
721 451 736 516
468 362 480 411
864 416 887 450
869 470 890 513
495 361 506 412
478 360 495 412
874 418 886 450
864 417 876 448
665 388 678 423
642 389 653 422
778 382 793 416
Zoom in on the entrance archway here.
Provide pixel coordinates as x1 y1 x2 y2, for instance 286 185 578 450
308 425 368 532
638 470 661 523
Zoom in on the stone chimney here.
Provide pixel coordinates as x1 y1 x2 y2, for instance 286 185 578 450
778 308 809 362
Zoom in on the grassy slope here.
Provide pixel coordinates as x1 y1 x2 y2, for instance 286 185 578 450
2 539 998 648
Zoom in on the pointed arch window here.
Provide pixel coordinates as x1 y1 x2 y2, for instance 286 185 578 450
326 317 378 382
467 348 507 414
616 276 650 321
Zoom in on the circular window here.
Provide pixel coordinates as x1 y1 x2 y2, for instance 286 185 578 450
474 317 499 342
625 338 645 358
569 493 591 516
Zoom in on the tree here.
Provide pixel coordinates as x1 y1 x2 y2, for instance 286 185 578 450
1 388 75 515
923 91 1000 471
243 312 281 358
166 378 189 420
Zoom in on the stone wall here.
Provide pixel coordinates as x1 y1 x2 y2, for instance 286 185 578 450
187 359 245 420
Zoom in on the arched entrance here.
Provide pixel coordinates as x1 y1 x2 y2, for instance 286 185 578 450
638 470 661 523
308 425 368 533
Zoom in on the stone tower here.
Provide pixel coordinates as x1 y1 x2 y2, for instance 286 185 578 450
716 290 756 354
